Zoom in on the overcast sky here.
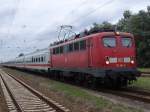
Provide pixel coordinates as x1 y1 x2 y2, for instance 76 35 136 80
0 0 150 61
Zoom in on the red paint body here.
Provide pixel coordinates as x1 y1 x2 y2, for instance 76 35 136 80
50 32 136 69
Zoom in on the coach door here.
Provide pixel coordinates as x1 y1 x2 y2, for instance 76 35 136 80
87 38 93 67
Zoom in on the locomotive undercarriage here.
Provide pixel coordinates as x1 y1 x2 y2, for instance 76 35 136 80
4 66 141 88
103 69 141 88
47 68 141 88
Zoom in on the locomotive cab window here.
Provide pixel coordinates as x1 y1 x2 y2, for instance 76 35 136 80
122 37 132 47
103 37 116 48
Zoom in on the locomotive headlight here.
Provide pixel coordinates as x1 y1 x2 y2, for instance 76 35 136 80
130 56 135 64
106 60 110 64
105 56 109 64
115 31 120 36
116 32 119 35
131 60 134 64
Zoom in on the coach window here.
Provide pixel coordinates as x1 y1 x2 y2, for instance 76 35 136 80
74 42 79 51
122 37 132 47
32 57 33 62
80 40 86 50
103 37 116 48
41 57 43 62
36 58 38 62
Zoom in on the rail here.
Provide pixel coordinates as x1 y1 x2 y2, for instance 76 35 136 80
0 69 70 112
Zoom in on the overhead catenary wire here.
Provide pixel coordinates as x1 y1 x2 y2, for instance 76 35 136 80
6 0 33 52
69 0 115 24
57 0 91 40
57 0 115 40
7 0 20 39
6 0 24 52
62 0 90 21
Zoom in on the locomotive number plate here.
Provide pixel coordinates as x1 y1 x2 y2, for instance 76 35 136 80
118 58 123 62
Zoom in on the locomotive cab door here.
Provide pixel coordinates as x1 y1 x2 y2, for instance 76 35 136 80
87 38 93 67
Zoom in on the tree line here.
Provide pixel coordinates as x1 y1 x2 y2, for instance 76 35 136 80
83 6 150 67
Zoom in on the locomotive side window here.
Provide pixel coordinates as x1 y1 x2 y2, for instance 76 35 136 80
56 47 59 54
74 42 79 51
63 45 68 53
80 40 86 50
60 46 63 53
103 37 116 48
122 37 132 47
53 48 56 54
69 44 73 52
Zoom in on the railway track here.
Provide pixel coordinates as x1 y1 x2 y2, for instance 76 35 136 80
98 88 150 104
141 72 150 77
0 69 70 112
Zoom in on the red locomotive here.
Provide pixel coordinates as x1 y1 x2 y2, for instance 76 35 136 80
2 31 141 88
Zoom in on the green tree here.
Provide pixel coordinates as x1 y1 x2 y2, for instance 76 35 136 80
117 6 150 67
88 21 114 34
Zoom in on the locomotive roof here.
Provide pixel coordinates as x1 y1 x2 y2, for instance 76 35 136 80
50 31 133 48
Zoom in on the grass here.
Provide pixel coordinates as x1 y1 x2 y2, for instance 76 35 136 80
41 80 109 108
41 79 143 112
131 77 150 90
138 68 150 72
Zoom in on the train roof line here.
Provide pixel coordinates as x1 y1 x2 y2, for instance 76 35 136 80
49 31 133 48
17 47 49 58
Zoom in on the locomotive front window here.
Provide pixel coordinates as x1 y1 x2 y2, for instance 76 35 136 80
103 37 116 48
122 37 132 47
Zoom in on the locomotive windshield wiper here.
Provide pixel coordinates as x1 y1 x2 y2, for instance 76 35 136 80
104 43 112 48
127 41 131 48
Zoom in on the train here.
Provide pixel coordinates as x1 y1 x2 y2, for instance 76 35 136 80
2 31 141 88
